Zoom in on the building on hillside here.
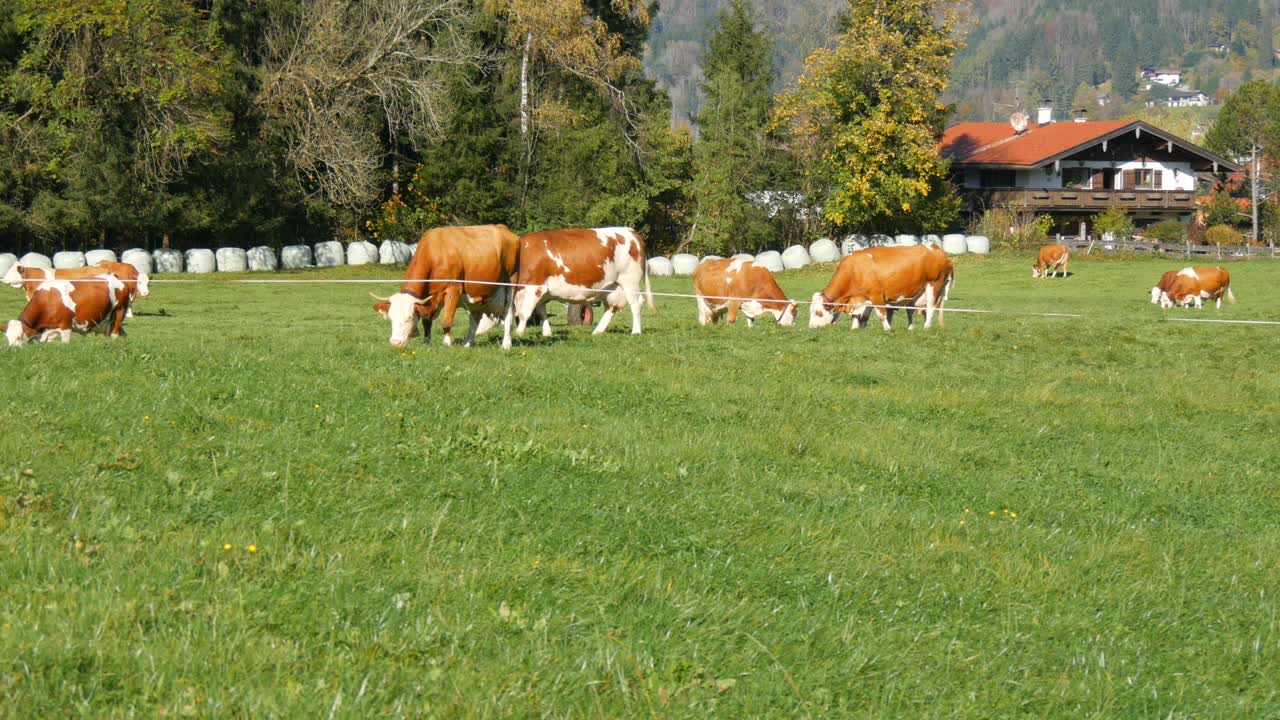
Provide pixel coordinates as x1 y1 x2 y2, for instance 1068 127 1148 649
1149 69 1184 87
1165 89 1212 107
939 112 1240 231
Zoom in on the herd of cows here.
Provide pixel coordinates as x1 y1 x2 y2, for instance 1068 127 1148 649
0 228 1238 348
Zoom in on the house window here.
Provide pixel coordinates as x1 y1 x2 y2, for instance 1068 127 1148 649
980 170 1016 188
1062 167 1093 189
1124 168 1158 189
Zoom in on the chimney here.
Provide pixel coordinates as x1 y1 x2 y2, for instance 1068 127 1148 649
1073 107 1088 123
1037 106 1053 125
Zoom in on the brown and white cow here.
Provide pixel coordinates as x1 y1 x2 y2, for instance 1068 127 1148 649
5 261 149 316
1033 244 1071 278
511 227 654 337
5 275 129 346
808 245 953 330
371 224 520 349
1157 266 1235 309
693 257 796 327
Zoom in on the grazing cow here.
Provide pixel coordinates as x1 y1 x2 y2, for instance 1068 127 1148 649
511 227 654 337
808 245 953 330
371 224 520 349
693 257 796 327
1150 270 1181 305
5 275 129 346
1033 244 1071 278
1158 266 1235 309
5 261 149 316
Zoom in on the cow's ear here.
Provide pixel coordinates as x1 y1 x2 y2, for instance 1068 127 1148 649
413 303 433 317
373 302 390 318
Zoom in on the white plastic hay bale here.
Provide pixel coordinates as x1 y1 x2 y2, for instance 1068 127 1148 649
379 240 413 265
698 254 724 265
185 248 215 274
755 250 784 272
921 234 942 247
314 240 345 267
0 253 17 278
216 247 249 272
281 245 313 269
18 252 52 269
809 238 840 263
646 256 673 276
870 233 894 246
120 249 153 275
781 244 811 269
85 249 117 265
671 253 699 275
247 246 278 272
730 253 754 262
895 234 918 246
841 235 866 255
53 251 87 269
965 235 991 254
941 234 967 254
346 240 379 266
153 249 183 273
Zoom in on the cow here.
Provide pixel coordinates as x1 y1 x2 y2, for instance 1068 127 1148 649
5 261 150 316
1033 244 1071 278
693 257 796 327
808 245 953 331
5 275 129 346
371 224 520 349
1157 266 1235 309
510 227 655 338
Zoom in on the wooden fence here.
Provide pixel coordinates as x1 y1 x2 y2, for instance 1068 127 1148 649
1054 235 1280 260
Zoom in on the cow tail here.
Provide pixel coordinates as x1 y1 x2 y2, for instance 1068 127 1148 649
644 263 656 312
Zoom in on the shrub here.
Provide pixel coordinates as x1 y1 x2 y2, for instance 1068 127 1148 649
1092 206 1134 241
969 204 1053 251
1205 224 1242 246
365 165 447 244
1145 219 1187 245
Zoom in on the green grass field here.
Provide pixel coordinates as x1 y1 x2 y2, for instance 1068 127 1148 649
2 252 1278 718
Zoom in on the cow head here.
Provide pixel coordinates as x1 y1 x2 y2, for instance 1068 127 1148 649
1149 285 1163 304
135 272 151 298
5 319 29 347
1032 264 1042 278
808 292 837 328
372 292 431 348
778 300 798 327
2 263 23 289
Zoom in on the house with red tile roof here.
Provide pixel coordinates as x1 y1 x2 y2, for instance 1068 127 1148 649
940 116 1239 230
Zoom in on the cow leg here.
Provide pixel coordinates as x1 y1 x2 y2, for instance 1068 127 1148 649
906 307 916 331
696 296 713 326
626 287 643 335
745 315 754 329
109 302 127 338
537 306 552 337
439 289 460 347
500 292 515 350
923 283 937 329
421 316 433 345
514 287 538 336
591 291 620 335
875 297 892 331
726 301 740 326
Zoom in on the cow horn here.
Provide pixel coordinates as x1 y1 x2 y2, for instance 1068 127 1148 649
369 292 391 302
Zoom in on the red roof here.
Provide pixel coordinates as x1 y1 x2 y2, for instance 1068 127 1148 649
940 120 1133 167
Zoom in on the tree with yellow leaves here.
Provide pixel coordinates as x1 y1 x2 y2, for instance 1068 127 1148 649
773 0 964 233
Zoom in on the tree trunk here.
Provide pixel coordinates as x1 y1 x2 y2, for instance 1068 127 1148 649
1252 143 1260 249
520 32 531 140
163 231 172 249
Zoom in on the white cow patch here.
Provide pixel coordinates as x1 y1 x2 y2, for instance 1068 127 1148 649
594 227 638 247
727 257 748 274
1177 267 1198 279
548 251 570 272
5 319 26 346
39 280 77 313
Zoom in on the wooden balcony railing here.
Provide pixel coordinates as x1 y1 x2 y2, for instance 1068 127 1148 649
963 188 1197 212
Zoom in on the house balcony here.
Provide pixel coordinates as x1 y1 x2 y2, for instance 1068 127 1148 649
962 187 1197 213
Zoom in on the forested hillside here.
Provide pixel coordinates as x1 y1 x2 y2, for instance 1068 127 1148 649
646 0 1280 126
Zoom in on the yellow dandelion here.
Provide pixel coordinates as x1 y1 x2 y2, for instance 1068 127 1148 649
313 404 320 409
144 415 151 422
1010 512 1017 519
247 545 258 553
223 544 231 551
988 511 996 517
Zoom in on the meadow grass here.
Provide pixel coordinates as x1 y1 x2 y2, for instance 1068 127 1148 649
1 252 1278 718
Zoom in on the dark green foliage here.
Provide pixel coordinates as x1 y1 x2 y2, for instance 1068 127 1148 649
688 0 774 254
1144 219 1187 244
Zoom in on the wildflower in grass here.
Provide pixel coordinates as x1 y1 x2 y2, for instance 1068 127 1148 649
248 544 258 553
144 415 151 422
223 544 232 551
314 404 320 409
988 511 996 517
1010 512 1017 519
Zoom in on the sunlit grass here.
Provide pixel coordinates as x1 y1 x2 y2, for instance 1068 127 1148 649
1 252 1277 717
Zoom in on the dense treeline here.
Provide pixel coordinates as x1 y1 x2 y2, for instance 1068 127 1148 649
0 0 695 255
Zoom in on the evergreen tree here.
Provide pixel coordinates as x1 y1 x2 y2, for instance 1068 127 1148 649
688 0 774 254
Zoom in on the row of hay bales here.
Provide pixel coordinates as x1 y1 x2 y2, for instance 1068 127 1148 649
0 240 416 276
646 234 990 276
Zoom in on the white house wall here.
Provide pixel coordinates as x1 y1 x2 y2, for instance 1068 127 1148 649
964 161 1195 191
